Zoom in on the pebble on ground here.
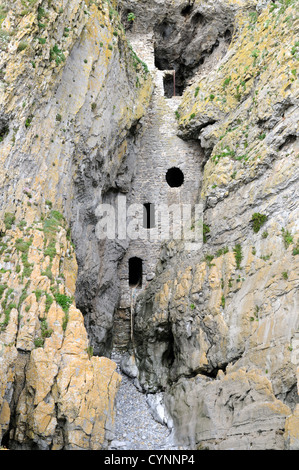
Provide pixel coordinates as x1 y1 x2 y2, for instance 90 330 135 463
108 352 187 451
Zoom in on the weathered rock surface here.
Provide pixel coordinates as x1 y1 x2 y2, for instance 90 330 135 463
0 209 122 449
120 0 252 94
0 0 298 451
0 0 151 449
165 367 291 450
126 0 299 450
0 0 152 357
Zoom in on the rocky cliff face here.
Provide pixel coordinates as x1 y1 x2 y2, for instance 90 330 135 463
0 0 298 451
123 0 299 450
0 0 152 449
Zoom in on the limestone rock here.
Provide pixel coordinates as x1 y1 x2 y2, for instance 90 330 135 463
284 405 299 451
0 209 121 449
165 368 291 450
120 353 138 378
0 0 151 448
146 392 172 427
129 0 299 450
1 0 298 452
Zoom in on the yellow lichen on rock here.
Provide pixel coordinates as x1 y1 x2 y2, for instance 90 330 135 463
0 0 154 450
177 1 298 201
285 405 299 450
0 205 121 449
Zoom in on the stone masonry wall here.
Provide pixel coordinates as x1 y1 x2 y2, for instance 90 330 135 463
113 33 204 349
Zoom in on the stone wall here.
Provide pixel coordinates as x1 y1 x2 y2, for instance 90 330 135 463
113 33 203 349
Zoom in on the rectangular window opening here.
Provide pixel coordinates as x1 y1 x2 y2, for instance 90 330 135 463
129 257 143 288
143 203 155 229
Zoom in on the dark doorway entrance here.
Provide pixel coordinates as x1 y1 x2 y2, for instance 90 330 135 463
129 257 143 288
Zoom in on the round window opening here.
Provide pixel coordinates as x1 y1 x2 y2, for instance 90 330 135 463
166 167 184 188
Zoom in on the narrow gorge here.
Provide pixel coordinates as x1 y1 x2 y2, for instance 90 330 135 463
0 0 298 451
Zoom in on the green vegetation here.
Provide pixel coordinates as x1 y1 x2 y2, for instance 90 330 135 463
0 5 7 24
251 49 259 59
34 337 44 348
251 213 268 233
212 146 236 164
0 283 7 299
15 238 32 254
233 244 243 269
128 43 149 74
203 224 210 243
0 204 74 335
40 318 53 339
42 210 65 238
215 246 229 257
248 10 258 29
14 237 33 280
17 286 28 312
44 240 57 260
281 227 293 248
250 305 260 322
18 220 27 229
260 252 272 261
34 289 43 301
21 254 33 280
41 265 53 281
54 292 72 313
0 287 16 331
25 116 32 128
86 345 94 359
127 12 136 22
50 44 66 65
17 41 28 52
4 213 15 230
62 311 69 331
291 42 299 57
37 6 47 21
222 75 232 89
45 293 53 313
0 241 8 256
205 254 214 268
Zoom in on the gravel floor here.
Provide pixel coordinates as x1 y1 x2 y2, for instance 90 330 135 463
108 352 184 451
